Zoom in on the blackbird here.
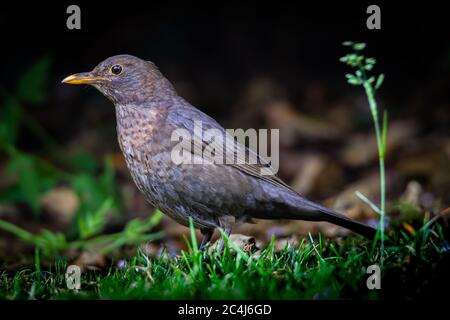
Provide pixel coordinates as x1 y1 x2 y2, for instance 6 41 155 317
63 54 376 248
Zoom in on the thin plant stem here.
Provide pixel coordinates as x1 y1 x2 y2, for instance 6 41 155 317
363 82 386 254
340 42 388 261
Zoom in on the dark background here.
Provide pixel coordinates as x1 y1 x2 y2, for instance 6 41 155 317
1 1 449 125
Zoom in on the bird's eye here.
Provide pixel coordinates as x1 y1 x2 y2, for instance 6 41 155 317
110 64 123 75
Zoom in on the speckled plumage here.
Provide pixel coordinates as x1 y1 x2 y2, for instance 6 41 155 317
63 54 376 245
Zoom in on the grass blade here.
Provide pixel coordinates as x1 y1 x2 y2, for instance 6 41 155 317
355 191 382 215
188 216 198 254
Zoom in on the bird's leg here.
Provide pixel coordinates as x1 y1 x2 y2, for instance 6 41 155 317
199 228 214 250
218 227 232 253
217 216 235 253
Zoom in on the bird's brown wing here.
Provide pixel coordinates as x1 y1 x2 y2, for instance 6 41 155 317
167 104 298 194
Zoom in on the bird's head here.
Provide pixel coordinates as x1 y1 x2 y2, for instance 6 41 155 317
62 54 175 105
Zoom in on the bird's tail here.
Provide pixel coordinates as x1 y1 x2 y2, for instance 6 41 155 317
255 193 377 238
319 207 376 239
299 199 377 239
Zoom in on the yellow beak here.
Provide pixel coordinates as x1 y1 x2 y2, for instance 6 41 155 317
62 72 108 85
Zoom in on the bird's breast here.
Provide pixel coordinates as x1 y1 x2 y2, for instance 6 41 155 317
115 104 160 148
114 103 170 176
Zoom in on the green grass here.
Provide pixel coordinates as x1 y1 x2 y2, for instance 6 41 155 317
1 219 448 300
